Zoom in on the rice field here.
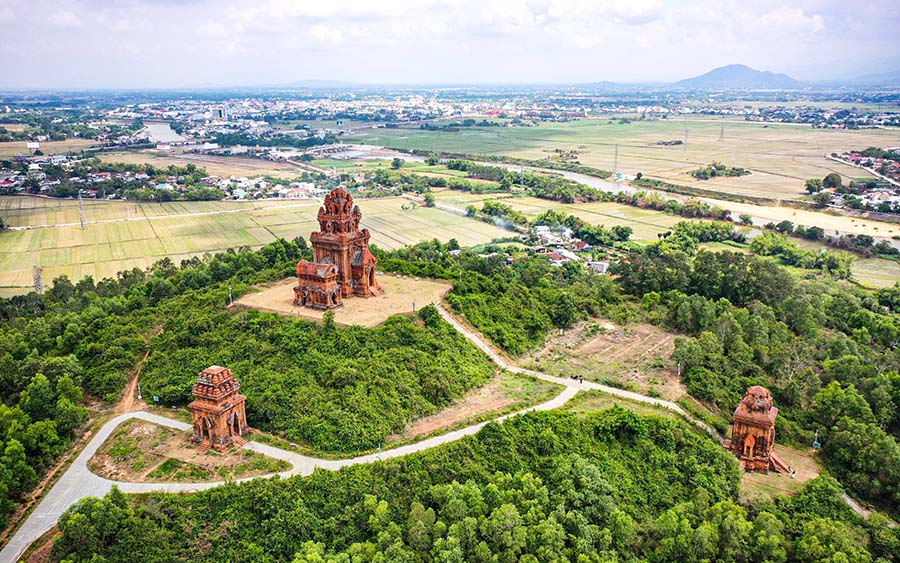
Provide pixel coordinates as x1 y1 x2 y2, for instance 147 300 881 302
0 196 510 293
0 138 98 157
98 150 302 179
346 116 900 200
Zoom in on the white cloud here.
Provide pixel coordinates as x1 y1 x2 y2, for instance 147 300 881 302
310 23 344 45
196 20 227 38
2 0 898 87
50 10 81 28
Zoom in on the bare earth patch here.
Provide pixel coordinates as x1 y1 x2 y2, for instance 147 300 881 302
739 445 821 503
520 319 685 401
233 274 452 327
88 419 289 483
388 372 561 444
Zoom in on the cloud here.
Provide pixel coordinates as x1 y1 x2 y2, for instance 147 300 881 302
50 10 81 28
196 20 227 38
310 23 344 45
3 0 899 87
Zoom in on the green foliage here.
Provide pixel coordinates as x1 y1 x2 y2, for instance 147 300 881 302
533 209 633 246
140 300 493 452
53 410 750 563
750 232 854 278
823 172 843 190
446 256 619 356
690 162 751 180
805 178 824 193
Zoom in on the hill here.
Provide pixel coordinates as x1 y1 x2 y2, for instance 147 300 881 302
676 64 802 89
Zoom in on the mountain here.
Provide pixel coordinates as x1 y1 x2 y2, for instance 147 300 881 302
675 64 803 90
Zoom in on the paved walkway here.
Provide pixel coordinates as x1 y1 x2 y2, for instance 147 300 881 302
0 306 719 562
0 385 578 563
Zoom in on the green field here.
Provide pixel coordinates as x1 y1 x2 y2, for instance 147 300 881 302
346 116 900 200
0 196 510 293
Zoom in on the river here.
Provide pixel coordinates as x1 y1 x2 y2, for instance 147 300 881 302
144 121 186 144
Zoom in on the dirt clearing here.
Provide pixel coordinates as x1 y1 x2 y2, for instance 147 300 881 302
88 419 289 482
520 319 685 401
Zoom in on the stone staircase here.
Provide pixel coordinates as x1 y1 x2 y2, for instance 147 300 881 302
197 440 211 454
232 435 248 447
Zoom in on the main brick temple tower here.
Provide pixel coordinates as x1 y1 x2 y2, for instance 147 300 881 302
725 386 789 473
294 187 381 309
188 365 250 452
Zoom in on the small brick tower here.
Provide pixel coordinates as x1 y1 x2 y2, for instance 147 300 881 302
727 386 789 473
188 366 250 452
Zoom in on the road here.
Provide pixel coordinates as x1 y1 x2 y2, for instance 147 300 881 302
1 304 882 561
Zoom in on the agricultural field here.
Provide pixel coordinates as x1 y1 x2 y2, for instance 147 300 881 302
346 116 900 200
98 149 302 179
314 158 470 178
0 195 510 293
0 138 98 157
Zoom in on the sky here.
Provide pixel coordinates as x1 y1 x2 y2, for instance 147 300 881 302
1 0 899 89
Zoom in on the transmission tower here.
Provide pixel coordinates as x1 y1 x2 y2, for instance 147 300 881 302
718 125 725 142
32 266 43 294
682 116 688 149
78 189 86 230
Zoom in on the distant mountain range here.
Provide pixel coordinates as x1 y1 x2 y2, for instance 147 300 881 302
674 64 803 90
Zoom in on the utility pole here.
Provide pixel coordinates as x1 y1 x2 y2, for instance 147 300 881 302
32 265 43 294
78 189 86 230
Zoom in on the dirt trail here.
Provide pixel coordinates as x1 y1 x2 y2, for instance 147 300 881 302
115 350 149 415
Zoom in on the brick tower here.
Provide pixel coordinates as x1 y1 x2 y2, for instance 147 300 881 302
188 365 250 452
726 386 789 473
294 187 381 308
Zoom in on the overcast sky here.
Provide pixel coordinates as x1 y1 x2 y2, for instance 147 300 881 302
2 0 899 89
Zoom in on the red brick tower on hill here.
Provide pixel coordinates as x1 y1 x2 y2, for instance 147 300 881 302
726 386 789 473
188 366 250 452
294 188 381 309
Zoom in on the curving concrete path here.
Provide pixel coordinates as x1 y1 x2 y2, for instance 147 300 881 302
0 304 713 563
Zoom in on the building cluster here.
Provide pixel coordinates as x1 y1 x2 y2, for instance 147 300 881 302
531 225 610 274
0 155 328 201
828 150 900 212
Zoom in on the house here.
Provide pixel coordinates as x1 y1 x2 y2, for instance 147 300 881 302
587 260 611 274
548 251 568 267
556 249 581 262
573 240 592 252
